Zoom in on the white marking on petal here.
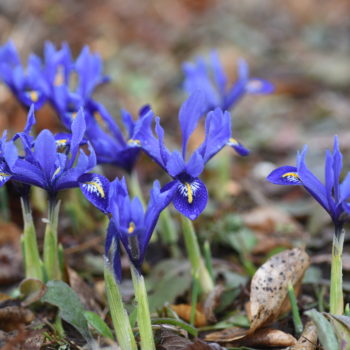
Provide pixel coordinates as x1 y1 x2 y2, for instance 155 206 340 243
82 176 105 198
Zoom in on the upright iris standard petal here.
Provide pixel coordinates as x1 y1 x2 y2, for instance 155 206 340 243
178 91 206 157
173 178 208 221
79 173 110 214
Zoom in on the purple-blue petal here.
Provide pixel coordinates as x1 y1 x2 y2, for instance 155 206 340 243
79 173 110 214
172 178 208 220
266 165 302 185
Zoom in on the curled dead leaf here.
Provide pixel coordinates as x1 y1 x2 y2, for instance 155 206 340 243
203 285 224 323
19 278 47 307
234 328 297 348
204 327 248 343
289 321 318 350
171 304 207 327
249 248 310 332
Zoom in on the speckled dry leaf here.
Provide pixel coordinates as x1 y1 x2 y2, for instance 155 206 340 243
204 327 248 343
234 328 297 348
289 321 317 350
249 248 310 332
171 304 207 327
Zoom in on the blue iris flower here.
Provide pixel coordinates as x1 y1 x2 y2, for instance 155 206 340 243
84 102 152 172
267 136 350 232
78 174 176 281
130 92 249 220
11 107 96 197
0 41 47 109
183 51 274 113
42 43 109 129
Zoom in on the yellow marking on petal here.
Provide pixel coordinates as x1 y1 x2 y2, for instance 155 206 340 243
128 139 141 146
52 167 61 179
94 112 104 127
229 137 239 145
29 91 39 102
128 222 135 234
72 112 77 119
56 139 68 145
185 182 193 204
282 172 299 179
54 65 64 86
85 181 105 198
0 172 10 177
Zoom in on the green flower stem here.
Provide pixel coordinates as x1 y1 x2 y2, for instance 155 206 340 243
181 216 214 294
104 265 137 350
20 198 43 280
203 240 214 280
129 170 145 207
287 281 303 336
159 208 181 258
131 266 156 350
43 199 61 281
330 227 345 315
190 271 200 326
212 148 231 201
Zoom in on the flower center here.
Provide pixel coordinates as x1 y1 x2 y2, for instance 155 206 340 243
127 139 141 147
27 90 39 102
178 180 200 204
128 221 135 234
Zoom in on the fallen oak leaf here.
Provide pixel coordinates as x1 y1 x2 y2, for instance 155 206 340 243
249 247 310 332
289 321 318 350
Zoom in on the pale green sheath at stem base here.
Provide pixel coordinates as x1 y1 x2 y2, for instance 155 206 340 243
43 199 61 281
330 227 345 315
181 216 214 295
20 197 43 281
131 266 156 350
104 264 137 350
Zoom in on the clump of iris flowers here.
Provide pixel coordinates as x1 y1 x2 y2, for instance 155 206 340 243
267 136 348 314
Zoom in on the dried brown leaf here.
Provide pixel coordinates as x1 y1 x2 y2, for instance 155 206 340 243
204 327 248 343
171 304 207 327
203 285 224 323
242 206 304 236
290 321 318 350
249 248 310 332
234 328 297 347
0 306 34 331
67 268 102 314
